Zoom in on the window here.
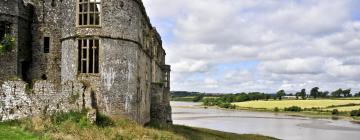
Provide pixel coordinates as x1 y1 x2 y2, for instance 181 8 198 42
44 37 50 53
78 0 101 26
164 71 170 88
78 39 99 73
0 21 11 41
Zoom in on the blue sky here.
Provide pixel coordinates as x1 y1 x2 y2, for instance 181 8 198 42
143 0 360 94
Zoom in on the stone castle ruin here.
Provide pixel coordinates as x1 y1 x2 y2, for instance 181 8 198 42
0 0 171 125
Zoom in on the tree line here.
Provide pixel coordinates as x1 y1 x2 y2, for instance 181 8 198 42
277 87 359 100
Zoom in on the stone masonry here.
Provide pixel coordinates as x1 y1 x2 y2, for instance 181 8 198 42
0 0 171 125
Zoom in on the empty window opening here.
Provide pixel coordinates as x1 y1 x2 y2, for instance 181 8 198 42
21 61 30 83
41 74 48 80
44 37 50 53
78 39 99 73
78 0 101 26
51 0 56 7
0 21 11 41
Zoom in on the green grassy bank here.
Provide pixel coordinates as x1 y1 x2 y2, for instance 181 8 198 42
0 111 277 140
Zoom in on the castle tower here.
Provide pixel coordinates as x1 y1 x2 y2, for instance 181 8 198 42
59 0 170 124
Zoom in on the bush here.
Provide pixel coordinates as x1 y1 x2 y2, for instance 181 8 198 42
219 102 236 109
274 107 279 112
193 94 205 102
284 106 302 112
0 34 15 56
350 109 360 117
96 113 114 127
332 109 339 115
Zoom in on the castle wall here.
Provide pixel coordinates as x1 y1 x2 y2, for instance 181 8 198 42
0 0 32 82
29 0 62 84
0 0 172 125
0 80 84 121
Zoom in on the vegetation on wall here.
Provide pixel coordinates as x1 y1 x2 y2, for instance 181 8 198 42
0 34 15 56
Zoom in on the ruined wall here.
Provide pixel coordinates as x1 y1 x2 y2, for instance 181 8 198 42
0 80 84 121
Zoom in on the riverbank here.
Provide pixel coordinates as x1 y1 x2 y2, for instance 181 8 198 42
0 111 277 140
233 106 360 123
172 101 360 140
231 100 360 122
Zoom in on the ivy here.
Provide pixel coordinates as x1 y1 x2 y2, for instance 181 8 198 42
0 34 15 56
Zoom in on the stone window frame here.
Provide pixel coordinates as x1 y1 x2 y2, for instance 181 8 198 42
77 0 102 27
78 38 100 74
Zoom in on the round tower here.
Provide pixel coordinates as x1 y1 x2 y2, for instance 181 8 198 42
60 0 165 124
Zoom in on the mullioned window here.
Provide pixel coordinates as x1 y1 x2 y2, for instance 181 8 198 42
78 39 99 73
78 0 101 26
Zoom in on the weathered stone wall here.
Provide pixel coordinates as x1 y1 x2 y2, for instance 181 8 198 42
0 0 32 82
150 83 172 123
28 0 62 84
59 0 171 124
0 80 84 121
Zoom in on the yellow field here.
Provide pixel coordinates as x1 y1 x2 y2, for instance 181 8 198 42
233 100 360 111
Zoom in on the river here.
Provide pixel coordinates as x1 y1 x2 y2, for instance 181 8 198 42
171 101 360 140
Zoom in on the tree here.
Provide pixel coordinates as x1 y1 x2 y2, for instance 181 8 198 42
321 91 329 98
310 87 319 99
300 89 306 100
343 89 351 97
355 92 360 97
276 90 286 100
331 89 343 97
295 92 300 99
265 94 271 101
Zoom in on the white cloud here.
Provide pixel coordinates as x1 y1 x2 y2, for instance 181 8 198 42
143 0 360 93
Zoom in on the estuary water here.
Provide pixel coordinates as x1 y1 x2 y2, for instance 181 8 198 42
171 101 360 140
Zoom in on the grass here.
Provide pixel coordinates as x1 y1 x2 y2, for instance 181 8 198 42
0 111 277 140
233 100 360 111
0 122 44 140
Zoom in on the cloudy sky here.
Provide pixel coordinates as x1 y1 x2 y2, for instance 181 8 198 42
143 0 360 94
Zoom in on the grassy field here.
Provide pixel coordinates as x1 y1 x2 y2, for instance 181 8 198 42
0 111 277 140
233 100 360 111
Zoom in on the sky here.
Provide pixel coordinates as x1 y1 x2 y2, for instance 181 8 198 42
143 0 360 94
